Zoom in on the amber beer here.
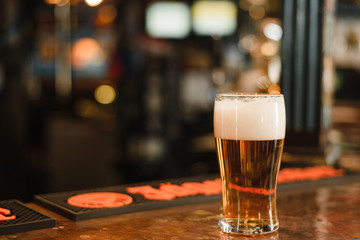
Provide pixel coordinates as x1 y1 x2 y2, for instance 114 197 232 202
214 94 285 235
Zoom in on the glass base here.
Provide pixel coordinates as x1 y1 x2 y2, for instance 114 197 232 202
218 217 278 235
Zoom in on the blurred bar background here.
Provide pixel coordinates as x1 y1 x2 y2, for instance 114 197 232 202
0 0 359 201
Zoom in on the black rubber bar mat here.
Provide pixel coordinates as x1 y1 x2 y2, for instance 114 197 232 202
0 199 56 235
34 175 221 221
34 168 355 222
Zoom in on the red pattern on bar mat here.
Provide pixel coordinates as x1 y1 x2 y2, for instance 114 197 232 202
0 200 56 235
34 166 348 221
34 175 222 221
0 208 11 216
0 208 16 221
278 166 345 183
67 192 133 208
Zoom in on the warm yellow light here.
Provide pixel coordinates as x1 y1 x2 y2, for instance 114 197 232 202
260 41 278 57
94 85 116 104
85 0 103 7
249 5 265 20
192 0 237 36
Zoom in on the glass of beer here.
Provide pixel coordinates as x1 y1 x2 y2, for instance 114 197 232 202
214 93 285 235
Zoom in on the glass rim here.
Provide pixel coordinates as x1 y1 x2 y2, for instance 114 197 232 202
215 93 283 99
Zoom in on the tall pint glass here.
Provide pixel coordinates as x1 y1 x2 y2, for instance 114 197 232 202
214 94 286 235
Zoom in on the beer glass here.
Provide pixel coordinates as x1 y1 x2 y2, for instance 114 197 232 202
214 93 285 235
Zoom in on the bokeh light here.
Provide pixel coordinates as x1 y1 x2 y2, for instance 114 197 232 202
72 38 104 69
249 5 265 20
239 34 258 51
94 85 116 104
256 76 270 90
263 23 283 41
85 0 103 7
96 4 117 26
260 41 278 57
268 84 281 94
146 2 191 39
192 0 237 36
44 0 61 4
268 56 281 84
53 0 70 6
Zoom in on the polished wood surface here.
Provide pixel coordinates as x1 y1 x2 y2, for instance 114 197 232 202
1 176 360 240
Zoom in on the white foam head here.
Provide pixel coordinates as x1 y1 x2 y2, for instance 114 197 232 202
214 94 286 140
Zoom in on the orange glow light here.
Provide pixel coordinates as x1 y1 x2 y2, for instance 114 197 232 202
44 0 61 4
72 38 104 69
268 84 281 94
96 4 117 26
260 41 278 57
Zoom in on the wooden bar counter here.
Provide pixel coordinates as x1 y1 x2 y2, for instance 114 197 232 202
1 176 360 240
